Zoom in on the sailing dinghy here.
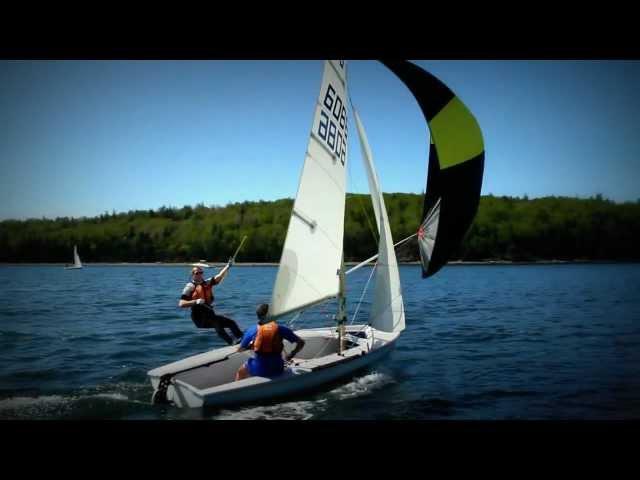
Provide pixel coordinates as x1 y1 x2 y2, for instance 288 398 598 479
148 60 484 408
64 245 83 270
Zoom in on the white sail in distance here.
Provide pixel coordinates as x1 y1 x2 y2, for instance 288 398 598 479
73 245 82 268
353 107 405 333
270 60 349 319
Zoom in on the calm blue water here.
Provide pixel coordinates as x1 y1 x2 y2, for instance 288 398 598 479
1 264 639 420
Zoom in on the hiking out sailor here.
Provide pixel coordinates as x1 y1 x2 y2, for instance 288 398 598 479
235 303 305 380
179 263 243 345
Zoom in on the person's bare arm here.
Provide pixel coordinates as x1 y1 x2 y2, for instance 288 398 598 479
213 263 231 285
286 338 306 361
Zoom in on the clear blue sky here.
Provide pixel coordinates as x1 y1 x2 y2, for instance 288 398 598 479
1 60 639 220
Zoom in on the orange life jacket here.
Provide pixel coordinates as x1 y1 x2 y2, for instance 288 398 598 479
190 281 213 304
253 322 283 354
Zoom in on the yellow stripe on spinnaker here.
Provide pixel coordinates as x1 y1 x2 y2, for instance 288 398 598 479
430 96 484 169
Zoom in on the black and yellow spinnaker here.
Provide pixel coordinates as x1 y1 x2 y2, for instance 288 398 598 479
381 60 485 279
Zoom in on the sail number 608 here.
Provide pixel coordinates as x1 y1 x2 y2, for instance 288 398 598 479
318 84 347 166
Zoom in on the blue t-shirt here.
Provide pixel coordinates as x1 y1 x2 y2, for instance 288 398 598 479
240 323 300 377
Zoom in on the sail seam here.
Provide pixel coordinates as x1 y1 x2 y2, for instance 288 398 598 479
350 262 377 325
305 146 345 198
297 152 346 255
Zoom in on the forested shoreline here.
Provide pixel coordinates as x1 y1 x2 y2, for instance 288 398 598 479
1 194 638 263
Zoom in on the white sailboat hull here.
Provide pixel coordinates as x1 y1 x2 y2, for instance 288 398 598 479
148 325 399 409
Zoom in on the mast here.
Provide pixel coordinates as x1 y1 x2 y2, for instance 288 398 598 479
337 254 347 353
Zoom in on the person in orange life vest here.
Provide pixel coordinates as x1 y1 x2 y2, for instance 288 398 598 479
179 263 243 345
235 303 305 380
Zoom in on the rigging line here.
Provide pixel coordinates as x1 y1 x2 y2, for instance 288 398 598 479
344 258 405 338
356 192 379 245
286 299 331 331
299 269 371 361
311 321 371 361
346 177 379 246
346 96 379 245
311 325 344 360
286 310 304 329
350 262 377 325
346 232 417 275
362 290 405 330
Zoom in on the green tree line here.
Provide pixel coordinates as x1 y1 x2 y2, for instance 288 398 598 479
1 194 639 263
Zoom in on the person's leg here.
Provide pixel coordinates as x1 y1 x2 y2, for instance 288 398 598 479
201 310 234 345
215 314 244 340
191 309 208 329
214 324 234 345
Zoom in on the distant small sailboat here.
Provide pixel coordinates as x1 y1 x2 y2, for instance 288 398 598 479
64 245 83 270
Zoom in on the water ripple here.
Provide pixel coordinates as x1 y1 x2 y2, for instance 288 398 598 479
1 264 639 419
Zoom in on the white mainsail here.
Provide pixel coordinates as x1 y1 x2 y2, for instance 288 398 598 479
270 60 349 319
353 108 405 334
73 245 82 268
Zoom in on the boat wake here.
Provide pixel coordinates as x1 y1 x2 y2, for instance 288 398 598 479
215 398 327 420
213 371 394 420
327 371 395 400
0 385 149 419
